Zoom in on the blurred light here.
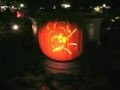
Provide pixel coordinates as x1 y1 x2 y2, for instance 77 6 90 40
11 6 17 12
102 4 111 9
88 23 94 40
100 6 103 9
1 5 8 11
12 24 19 31
103 4 106 8
115 16 120 20
40 7 45 10
16 11 24 18
111 19 115 22
105 27 111 30
1 6 6 9
94 6 100 12
20 3 24 8
32 20 37 35
53 5 56 9
11 6 15 9
106 6 111 9
29 17 37 37
90 6 93 8
61 3 71 9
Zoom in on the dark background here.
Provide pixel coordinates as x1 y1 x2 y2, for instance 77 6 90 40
0 0 120 90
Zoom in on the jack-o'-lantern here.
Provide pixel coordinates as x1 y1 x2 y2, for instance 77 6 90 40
38 20 83 61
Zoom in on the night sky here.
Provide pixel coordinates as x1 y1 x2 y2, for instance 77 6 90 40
23 0 120 10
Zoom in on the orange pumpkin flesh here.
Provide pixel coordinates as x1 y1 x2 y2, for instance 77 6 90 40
38 20 83 61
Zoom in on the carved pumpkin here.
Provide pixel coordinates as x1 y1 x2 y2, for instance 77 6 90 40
38 20 83 61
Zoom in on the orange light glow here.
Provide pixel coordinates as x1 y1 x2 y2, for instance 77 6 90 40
38 20 83 61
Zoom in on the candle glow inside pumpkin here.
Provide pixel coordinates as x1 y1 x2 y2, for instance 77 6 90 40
38 20 83 61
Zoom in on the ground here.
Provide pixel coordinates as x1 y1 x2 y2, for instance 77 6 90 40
0 34 120 90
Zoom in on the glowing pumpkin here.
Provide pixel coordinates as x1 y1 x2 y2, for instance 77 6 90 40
38 20 83 61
